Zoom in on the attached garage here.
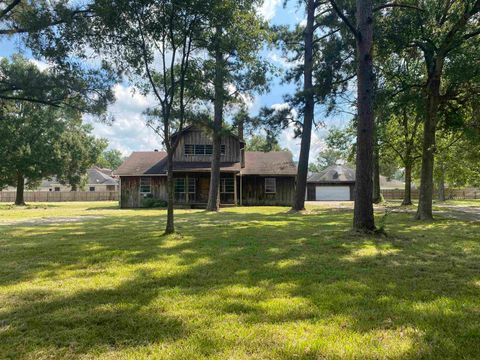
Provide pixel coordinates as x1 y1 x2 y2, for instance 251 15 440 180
307 165 355 201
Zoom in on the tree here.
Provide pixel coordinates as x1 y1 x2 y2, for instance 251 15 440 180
0 101 105 205
272 0 355 212
380 1 480 219
245 135 283 152
84 0 208 234
308 148 344 173
0 1 117 109
97 150 124 171
0 54 115 117
204 0 271 211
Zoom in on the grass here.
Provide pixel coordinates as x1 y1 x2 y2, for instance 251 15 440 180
1 202 480 359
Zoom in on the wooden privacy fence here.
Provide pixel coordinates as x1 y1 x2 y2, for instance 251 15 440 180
381 188 480 200
0 191 119 203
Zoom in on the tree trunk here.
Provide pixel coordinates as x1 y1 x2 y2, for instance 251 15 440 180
402 161 413 205
15 172 25 206
415 59 443 220
372 132 381 204
164 151 175 234
292 0 315 211
207 25 224 212
353 0 375 231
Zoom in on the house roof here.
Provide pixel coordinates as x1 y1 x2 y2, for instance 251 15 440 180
87 167 118 185
39 168 118 187
242 151 297 176
307 165 356 183
114 150 297 176
308 165 406 189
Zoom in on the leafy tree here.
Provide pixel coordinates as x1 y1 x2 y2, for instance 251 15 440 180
0 54 115 115
380 0 480 219
308 148 345 172
203 0 271 211
273 0 355 212
97 150 124 171
245 135 283 152
83 0 209 234
0 101 106 205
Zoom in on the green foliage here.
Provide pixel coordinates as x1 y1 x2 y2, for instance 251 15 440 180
0 98 106 190
0 54 115 115
141 197 168 208
308 148 344 172
97 150 124 171
245 135 283 152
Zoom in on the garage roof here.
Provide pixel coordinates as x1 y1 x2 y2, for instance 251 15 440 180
307 165 355 183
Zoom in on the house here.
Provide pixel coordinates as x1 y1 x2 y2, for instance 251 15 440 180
25 167 118 192
307 164 406 201
114 126 297 208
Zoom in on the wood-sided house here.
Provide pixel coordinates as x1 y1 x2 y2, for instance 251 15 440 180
114 126 297 208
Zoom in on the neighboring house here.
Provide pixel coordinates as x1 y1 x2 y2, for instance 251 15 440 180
1 167 119 192
114 126 297 208
307 164 406 201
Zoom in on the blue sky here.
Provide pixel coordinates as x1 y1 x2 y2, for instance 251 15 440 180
0 0 352 161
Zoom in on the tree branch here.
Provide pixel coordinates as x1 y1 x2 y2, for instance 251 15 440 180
0 0 21 20
327 0 360 41
373 3 423 12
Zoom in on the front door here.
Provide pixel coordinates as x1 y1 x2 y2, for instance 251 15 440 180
198 176 210 203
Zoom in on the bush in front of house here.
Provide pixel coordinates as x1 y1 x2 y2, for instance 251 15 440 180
141 197 168 208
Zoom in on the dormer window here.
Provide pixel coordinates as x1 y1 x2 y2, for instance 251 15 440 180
184 144 226 156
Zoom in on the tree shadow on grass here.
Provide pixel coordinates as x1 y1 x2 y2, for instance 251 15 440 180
0 269 187 359
1 208 480 358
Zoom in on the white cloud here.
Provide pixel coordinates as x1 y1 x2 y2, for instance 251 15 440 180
258 0 282 20
85 84 162 156
271 103 326 161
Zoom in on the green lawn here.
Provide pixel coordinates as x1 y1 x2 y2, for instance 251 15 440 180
1 202 479 359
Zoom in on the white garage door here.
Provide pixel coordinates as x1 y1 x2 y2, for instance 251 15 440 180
315 186 350 201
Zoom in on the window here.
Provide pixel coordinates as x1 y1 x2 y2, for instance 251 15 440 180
89 187 95 192
175 178 195 194
140 177 151 193
221 177 234 193
175 178 185 194
194 144 205 155
54 187 60 192
184 144 194 155
184 144 225 156
265 178 276 194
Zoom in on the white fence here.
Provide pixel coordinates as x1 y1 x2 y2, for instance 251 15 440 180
0 191 119 202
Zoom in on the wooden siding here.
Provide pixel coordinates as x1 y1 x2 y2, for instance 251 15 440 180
241 176 295 206
120 176 167 208
173 129 240 163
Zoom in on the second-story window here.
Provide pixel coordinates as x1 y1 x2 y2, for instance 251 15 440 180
184 144 226 156
184 144 194 155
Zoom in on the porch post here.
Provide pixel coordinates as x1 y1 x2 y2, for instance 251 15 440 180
185 175 189 203
234 173 237 206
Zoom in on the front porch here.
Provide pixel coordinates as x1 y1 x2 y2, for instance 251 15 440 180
173 172 238 206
